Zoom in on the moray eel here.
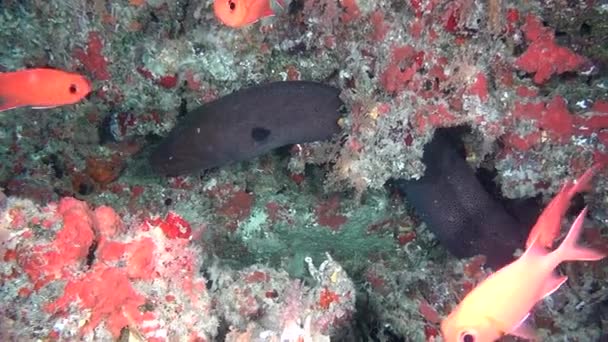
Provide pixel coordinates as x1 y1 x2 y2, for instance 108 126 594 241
150 81 343 175
391 129 531 268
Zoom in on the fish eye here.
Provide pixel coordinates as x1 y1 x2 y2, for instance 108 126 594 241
463 335 475 342
459 331 476 342
458 331 477 342
228 0 236 11
69 84 78 94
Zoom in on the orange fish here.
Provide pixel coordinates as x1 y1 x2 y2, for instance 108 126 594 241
441 167 606 342
525 163 603 249
0 68 91 112
214 0 284 28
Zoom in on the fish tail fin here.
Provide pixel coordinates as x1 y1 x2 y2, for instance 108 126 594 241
524 164 603 250
553 207 606 262
0 74 19 112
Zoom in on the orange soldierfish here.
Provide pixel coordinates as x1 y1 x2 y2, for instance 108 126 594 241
525 163 603 249
0 68 91 112
441 168 606 342
214 0 284 28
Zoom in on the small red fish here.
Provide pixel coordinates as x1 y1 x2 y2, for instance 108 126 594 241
214 0 284 28
0 68 91 112
525 163 603 249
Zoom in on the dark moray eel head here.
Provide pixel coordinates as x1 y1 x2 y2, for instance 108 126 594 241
390 128 538 268
150 81 344 176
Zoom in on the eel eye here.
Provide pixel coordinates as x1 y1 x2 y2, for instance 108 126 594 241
69 84 78 94
459 332 475 342
228 0 236 11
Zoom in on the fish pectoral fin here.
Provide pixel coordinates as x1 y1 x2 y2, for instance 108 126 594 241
498 313 538 341
510 319 538 341
540 273 568 299
485 314 537 341
251 0 275 19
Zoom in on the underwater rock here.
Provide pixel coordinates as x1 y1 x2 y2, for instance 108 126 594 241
150 81 343 175
391 130 529 268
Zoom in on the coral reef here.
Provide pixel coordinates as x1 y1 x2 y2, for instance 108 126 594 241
0 197 217 340
0 197 355 340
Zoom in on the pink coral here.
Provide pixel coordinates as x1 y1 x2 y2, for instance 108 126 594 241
514 14 587 84
466 72 489 102
18 197 95 289
45 265 157 338
3 197 215 340
315 195 348 230
73 32 110 81
380 45 424 93
147 212 192 239
504 96 608 151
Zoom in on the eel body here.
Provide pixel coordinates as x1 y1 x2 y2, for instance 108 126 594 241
392 130 529 268
150 81 343 175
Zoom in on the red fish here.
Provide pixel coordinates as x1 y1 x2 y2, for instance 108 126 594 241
0 68 91 112
525 163 603 249
214 0 285 28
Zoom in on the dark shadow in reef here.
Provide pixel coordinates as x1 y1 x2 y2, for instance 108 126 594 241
389 127 542 269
